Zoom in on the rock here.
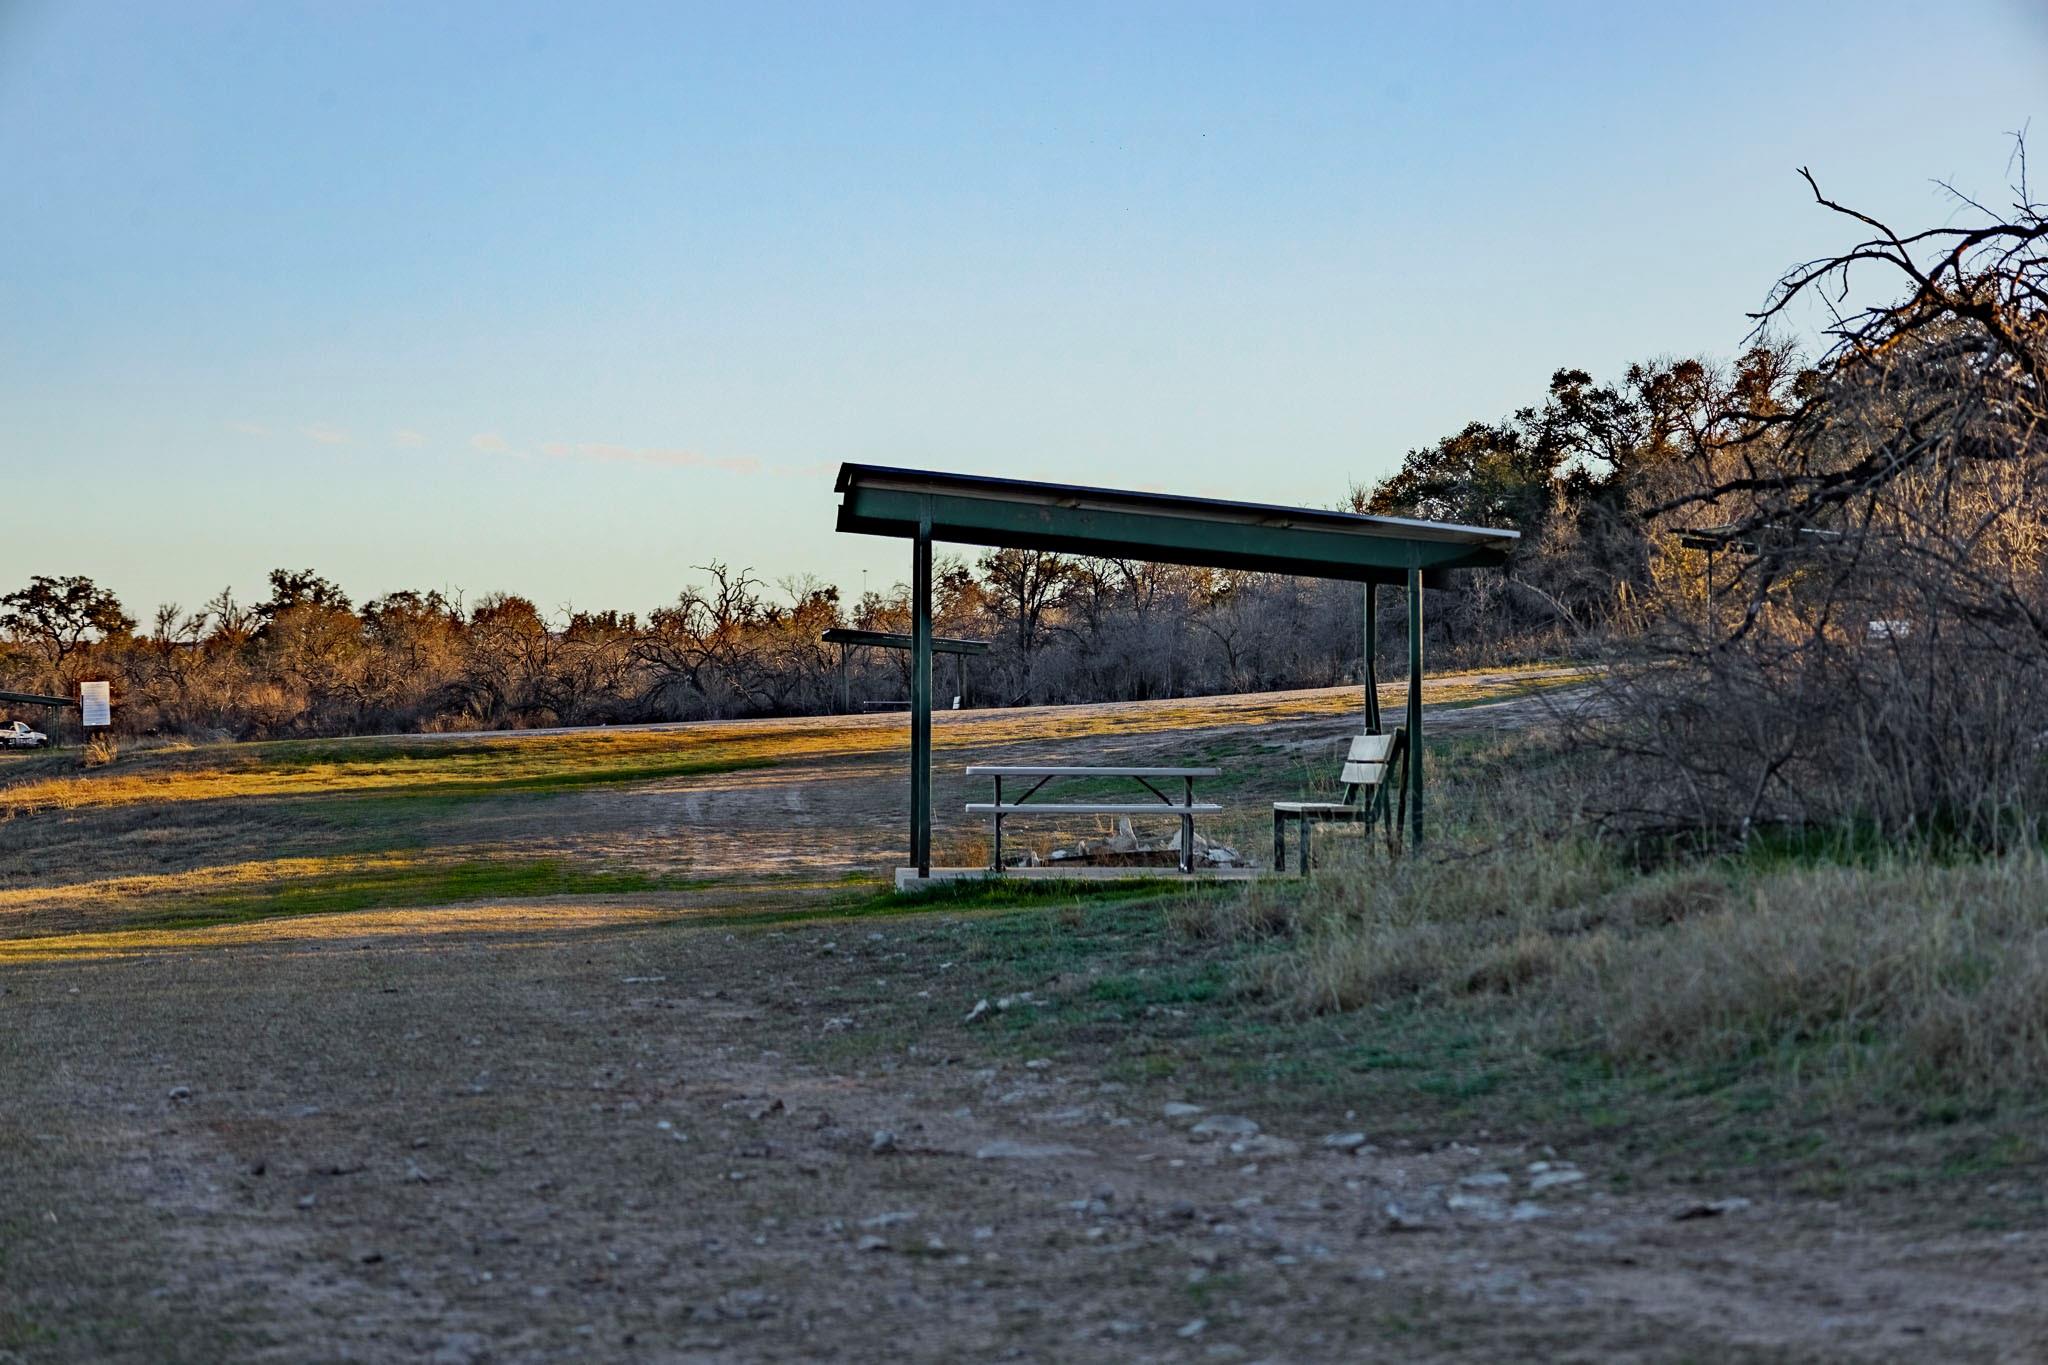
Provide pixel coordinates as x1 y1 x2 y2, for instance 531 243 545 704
1189 1115 1259 1139
1177 1318 1208 1339
855 1234 889 1252
429 1332 488 1364
1445 1192 1506 1220
747 1098 784 1121
869 1130 898 1155
859 1211 917 1229
1509 1202 1550 1222
1459 1171 1512 1189
1318 1131 1368 1153
974 1140 1093 1160
1024 1058 1052 1070
963 999 990 1024
167 1086 191 1102
1528 1169 1585 1193
1168 1200 1197 1220
1228 1136 1302 1159
296 1194 316 1210
1162 1102 1207 1122
1383 1201 1429 1232
1674 1197 1753 1221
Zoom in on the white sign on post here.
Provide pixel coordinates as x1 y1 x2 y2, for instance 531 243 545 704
80 681 111 729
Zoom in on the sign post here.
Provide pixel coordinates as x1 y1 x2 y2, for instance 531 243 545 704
79 681 111 729
79 680 112 764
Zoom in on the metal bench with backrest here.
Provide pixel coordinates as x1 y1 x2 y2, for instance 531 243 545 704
1272 728 1407 874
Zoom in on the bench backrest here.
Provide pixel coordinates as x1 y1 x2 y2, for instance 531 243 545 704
1339 729 1404 803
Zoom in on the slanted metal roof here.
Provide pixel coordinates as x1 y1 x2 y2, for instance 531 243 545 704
834 464 1517 583
821 627 990 656
1676 524 1844 554
0 690 75 709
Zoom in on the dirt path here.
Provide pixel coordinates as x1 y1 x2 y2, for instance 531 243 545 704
5 908 2043 1363
15 677 2040 1361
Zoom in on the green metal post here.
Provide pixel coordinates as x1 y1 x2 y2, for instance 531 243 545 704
1363 583 1381 734
910 511 934 876
1406 566 1424 848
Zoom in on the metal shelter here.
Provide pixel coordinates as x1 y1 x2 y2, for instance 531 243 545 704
0 690 76 710
819 627 990 713
832 463 1519 877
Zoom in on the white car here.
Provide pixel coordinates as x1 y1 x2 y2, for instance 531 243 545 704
1 720 49 749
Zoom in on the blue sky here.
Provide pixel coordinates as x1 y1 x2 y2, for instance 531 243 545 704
2 1 2042 619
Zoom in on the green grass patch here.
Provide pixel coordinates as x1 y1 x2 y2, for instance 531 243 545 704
139 859 703 929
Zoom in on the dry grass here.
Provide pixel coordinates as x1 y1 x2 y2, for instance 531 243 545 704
1583 854 2048 1096
1196 732 2048 1107
0 668 1583 819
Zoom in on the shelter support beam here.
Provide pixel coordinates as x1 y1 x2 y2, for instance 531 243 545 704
1406 566 1424 847
1363 583 1381 734
910 512 934 876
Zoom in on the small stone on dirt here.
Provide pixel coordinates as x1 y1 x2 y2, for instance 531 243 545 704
1228 1135 1301 1159
1383 1201 1429 1232
963 999 990 1024
859 1211 917 1229
1446 1193 1506 1220
974 1140 1093 1160
1189 1115 1259 1139
1460 1171 1512 1189
869 1130 898 1155
1177 1317 1208 1338
855 1235 889 1252
1163 1102 1207 1121
1674 1197 1753 1220
167 1086 191 1102
1319 1131 1368 1152
1529 1169 1586 1193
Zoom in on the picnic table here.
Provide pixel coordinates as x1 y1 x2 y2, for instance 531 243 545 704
964 764 1222 874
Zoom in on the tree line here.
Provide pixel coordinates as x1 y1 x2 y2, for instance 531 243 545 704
0 343 1804 742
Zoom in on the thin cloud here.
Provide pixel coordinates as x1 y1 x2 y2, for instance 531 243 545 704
392 429 427 447
467 431 824 480
538 442 763 476
303 425 349 446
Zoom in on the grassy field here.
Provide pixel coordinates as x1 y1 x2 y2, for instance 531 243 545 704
5 671 2046 1361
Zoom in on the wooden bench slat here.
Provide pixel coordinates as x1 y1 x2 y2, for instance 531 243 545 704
1347 734 1398 763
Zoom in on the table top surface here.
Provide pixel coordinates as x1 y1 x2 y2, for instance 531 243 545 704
963 765 1222 778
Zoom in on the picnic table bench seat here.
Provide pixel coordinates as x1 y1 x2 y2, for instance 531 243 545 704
965 802 1223 815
